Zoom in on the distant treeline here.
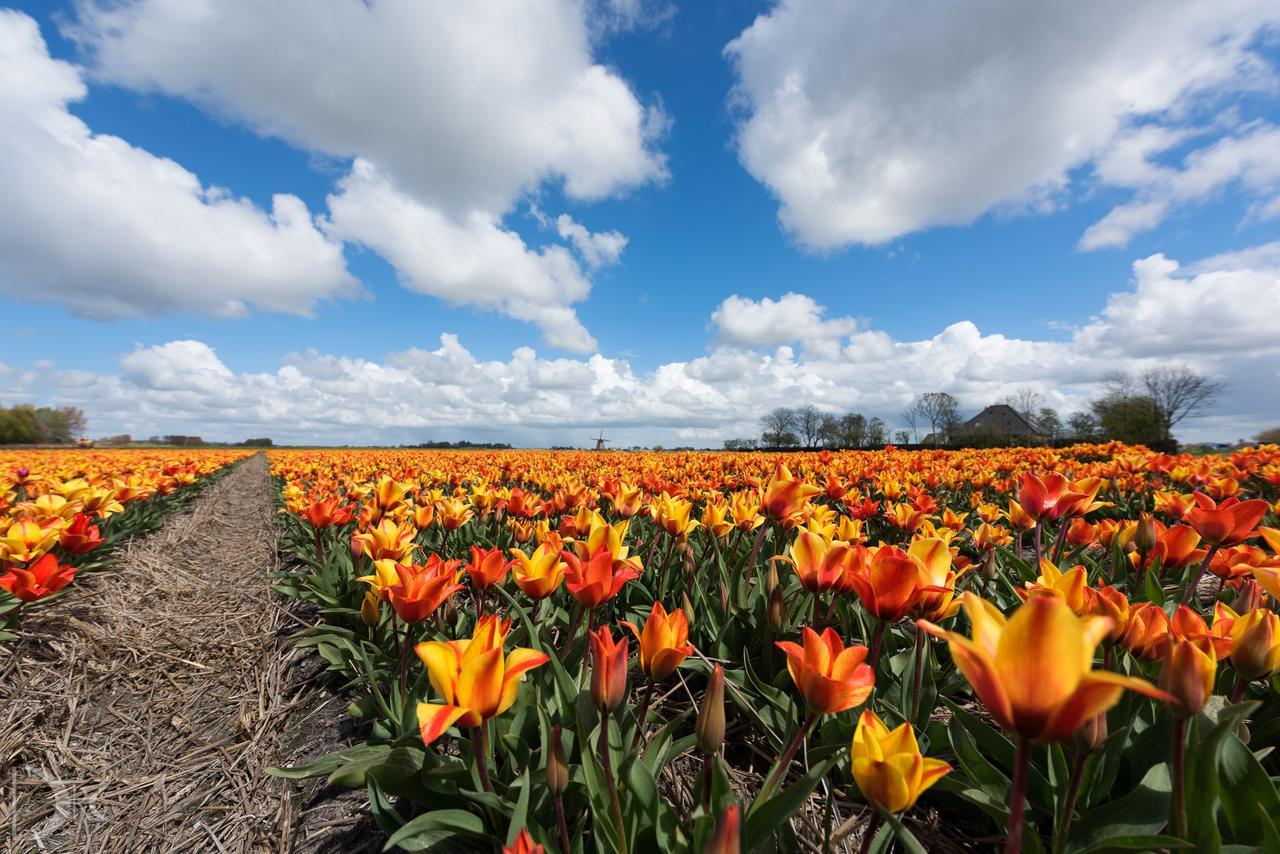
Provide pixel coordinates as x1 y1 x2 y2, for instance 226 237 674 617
0 404 86 445
401 440 514 450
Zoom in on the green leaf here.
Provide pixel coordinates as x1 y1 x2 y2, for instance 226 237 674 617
1066 762 1171 852
1077 836 1190 854
265 743 390 779
382 808 485 851
1217 732 1280 846
744 757 837 848
505 767 532 847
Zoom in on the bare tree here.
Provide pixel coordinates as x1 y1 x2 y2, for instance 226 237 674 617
760 407 799 446
866 417 887 445
1001 388 1044 428
899 406 920 443
1140 367 1226 442
913 392 959 445
796 405 823 448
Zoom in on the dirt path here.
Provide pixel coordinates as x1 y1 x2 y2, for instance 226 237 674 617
0 454 370 853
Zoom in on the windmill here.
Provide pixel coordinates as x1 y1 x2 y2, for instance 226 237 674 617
590 430 611 451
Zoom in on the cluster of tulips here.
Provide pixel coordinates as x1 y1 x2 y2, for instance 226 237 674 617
270 443 1280 852
0 449 247 638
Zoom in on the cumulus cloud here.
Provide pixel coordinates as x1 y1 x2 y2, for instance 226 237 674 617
1079 123 1280 250
61 0 664 345
725 0 1280 249
325 160 598 352
556 215 628 269
0 11 359 318
7 245 1277 445
711 293 858 348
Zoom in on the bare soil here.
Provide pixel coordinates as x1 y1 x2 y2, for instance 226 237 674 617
0 454 374 853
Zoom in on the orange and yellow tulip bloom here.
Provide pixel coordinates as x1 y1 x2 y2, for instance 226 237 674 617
351 518 416 562
847 545 924 623
919 593 1171 743
564 550 639 609
58 513 104 554
465 545 513 590
1214 604 1280 681
589 625 629 711
760 463 822 526
775 627 875 715
436 497 475 531
783 530 858 594
381 560 465 624
0 518 60 563
1129 523 1205 573
303 496 355 529
908 537 961 622
1159 638 1216 717
623 602 694 680
509 543 567 600
851 709 951 813
414 615 548 744
0 552 77 601
1020 560 1089 615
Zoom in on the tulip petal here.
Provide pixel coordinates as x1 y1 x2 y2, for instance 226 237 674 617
416 702 469 745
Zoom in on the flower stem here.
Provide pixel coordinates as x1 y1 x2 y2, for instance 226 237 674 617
858 812 884 854
868 620 887 672
598 715 629 854
1033 523 1043 568
472 724 494 794
758 713 816 802
1005 737 1032 854
1172 717 1187 840
1053 750 1087 854
1181 544 1218 605
555 792 571 854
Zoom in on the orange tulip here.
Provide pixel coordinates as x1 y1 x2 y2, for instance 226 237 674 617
1186 493 1268 547
847 545 924 623
436 497 474 531
1159 638 1216 717
382 560 465 624
1214 604 1280 681
851 710 951 813
465 545 513 590
623 602 694 680
1083 585 1130 642
589 625 629 711
414 615 548 744
58 513 104 554
705 804 741 854
0 553 77 602
564 550 639 609
919 593 1171 743
907 537 961 622
503 828 544 854
760 463 822 525
304 496 354 529
509 543 567 600
783 530 858 594
775 627 875 714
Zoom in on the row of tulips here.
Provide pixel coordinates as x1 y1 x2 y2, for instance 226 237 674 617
0 449 250 638
269 444 1280 852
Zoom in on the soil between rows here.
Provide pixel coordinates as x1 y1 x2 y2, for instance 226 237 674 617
0 454 375 853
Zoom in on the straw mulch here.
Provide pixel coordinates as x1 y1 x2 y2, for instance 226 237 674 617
0 453 373 853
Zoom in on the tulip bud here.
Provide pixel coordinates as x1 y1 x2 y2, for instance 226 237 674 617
1072 711 1108 754
697 665 726 755
589 626 628 712
705 803 740 854
981 549 998 583
1159 638 1216 717
545 726 569 794
1135 513 1158 554
765 563 780 597
683 544 695 577
719 580 730 616
360 589 381 626
681 592 696 629
1231 580 1264 615
766 583 786 632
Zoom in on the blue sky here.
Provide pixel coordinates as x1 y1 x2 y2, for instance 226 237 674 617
1 1 1279 445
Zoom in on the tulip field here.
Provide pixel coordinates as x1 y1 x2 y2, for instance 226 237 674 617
264 443 1280 853
0 449 248 639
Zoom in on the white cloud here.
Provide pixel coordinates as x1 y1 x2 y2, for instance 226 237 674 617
725 0 1280 249
711 292 858 348
0 11 359 318
65 0 664 345
71 0 666 216
8 244 1277 445
556 215 628 269
325 160 597 352
1080 123 1280 249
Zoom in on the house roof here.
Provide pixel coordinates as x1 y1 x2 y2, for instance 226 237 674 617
964 404 1042 436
